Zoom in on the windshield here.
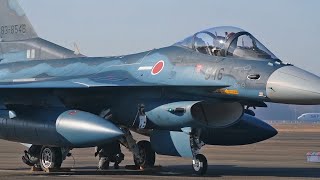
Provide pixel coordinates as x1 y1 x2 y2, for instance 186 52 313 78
175 26 278 60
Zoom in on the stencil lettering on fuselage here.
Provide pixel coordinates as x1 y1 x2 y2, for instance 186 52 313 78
203 67 224 80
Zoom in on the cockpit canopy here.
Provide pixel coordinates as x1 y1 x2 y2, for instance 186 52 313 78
175 26 278 60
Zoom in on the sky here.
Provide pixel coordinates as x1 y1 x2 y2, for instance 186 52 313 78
18 0 320 75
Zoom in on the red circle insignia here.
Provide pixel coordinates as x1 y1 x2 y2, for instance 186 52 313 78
151 60 164 75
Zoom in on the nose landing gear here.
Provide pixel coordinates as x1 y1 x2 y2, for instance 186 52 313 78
190 129 207 175
192 154 208 175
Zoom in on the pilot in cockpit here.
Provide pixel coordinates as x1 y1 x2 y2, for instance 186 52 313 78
225 32 235 41
194 37 212 55
175 26 279 61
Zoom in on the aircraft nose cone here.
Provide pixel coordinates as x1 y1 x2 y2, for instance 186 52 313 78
266 66 320 105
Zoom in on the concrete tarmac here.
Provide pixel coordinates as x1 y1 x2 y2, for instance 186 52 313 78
0 124 320 179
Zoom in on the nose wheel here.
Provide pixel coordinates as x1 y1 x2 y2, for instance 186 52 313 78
190 129 207 175
192 154 208 175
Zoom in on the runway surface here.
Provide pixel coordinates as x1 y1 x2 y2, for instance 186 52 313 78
0 124 319 179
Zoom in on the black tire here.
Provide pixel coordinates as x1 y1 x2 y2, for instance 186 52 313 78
98 157 110 170
39 146 62 171
133 140 155 168
192 154 208 175
114 163 119 169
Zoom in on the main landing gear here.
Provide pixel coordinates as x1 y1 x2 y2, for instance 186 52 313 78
121 127 207 175
133 140 155 168
120 128 156 169
22 145 70 171
39 146 63 170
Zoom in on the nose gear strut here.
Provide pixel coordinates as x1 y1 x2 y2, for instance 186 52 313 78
190 129 207 175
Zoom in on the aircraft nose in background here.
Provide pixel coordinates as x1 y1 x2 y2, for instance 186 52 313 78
266 66 320 105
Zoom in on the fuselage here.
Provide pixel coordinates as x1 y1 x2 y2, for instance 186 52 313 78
0 46 283 123
0 1 319 173
0 45 283 146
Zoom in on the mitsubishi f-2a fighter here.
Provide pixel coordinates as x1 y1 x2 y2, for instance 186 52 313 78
0 0 320 175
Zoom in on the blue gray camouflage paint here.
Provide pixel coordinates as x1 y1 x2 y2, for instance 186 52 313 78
0 0 320 160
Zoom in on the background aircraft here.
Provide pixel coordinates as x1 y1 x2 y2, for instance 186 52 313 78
298 113 320 121
0 0 320 175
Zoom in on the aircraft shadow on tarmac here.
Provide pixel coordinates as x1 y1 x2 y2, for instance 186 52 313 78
9 165 319 178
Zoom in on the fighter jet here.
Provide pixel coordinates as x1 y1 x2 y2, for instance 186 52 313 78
0 0 320 175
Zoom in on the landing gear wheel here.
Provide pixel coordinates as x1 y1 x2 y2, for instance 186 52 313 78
39 146 62 171
192 154 207 175
133 140 155 168
98 157 110 170
114 163 120 169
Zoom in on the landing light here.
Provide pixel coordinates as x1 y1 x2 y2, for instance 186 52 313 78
167 108 186 113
